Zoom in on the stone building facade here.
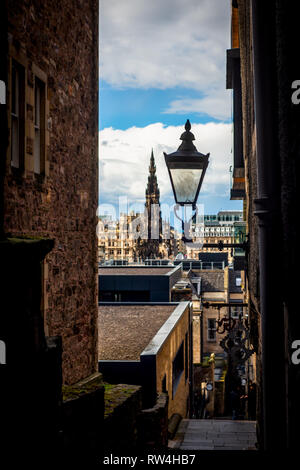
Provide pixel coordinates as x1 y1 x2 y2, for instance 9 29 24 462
186 211 244 262
98 212 138 263
4 0 99 385
228 0 300 450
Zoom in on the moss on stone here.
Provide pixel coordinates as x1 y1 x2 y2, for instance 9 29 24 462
103 383 140 418
62 374 104 401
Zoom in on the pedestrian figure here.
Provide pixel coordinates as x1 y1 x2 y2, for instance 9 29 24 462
248 381 257 420
230 388 240 420
239 387 248 420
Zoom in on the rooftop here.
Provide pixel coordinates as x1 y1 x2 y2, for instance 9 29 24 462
98 266 175 276
199 271 225 292
98 304 176 360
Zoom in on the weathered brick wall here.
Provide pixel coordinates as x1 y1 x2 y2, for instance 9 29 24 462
237 0 262 441
5 0 99 384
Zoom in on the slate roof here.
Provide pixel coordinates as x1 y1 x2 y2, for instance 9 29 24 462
98 267 173 276
98 304 175 360
200 271 225 292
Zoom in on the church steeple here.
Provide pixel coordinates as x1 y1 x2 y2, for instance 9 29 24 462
146 149 160 205
133 149 162 260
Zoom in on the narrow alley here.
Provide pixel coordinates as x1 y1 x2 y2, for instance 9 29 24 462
169 419 257 451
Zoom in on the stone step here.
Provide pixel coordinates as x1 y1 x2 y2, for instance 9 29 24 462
169 419 257 451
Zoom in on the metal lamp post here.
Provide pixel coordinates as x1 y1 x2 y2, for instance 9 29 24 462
164 119 209 209
164 120 209 243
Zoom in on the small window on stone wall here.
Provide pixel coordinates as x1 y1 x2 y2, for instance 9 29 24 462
34 76 45 174
11 60 25 170
231 305 243 319
207 318 216 342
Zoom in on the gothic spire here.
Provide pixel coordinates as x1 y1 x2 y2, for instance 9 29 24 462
146 149 160 202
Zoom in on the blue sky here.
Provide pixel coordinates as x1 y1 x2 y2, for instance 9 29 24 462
99 82 230 130
98 0 242 215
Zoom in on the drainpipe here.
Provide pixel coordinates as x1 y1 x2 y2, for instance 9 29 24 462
251 0 286 450
189 301 194 419
200 308 203 364
0 0 8 240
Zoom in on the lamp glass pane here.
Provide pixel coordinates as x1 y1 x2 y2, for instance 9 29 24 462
170 168 203 203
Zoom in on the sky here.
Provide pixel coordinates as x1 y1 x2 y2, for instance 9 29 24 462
99 0 242 216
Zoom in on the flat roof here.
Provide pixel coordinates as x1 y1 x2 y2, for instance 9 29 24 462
98 304 177 360
98 266 176 276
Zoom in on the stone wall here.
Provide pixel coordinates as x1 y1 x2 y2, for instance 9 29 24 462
102 384 143 451
5 0 99 384
62 373 105 455
137 394 169 450
237 0 263 441
155 303 191 418
236 0 300 448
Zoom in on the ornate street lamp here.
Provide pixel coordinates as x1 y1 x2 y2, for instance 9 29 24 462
164 120 209 209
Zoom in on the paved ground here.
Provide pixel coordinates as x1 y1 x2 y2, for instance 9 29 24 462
169 419 257 451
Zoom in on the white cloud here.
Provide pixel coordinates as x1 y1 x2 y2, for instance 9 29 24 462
163 90 232 121
99 122 233 208
100 0 231 120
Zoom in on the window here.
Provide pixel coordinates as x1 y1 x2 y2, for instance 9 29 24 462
11 60 25 169
207 319 216 341
231 305 243 319
172 341 184 397
34 77 45 174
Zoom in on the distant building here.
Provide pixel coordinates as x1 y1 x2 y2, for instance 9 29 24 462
186 210 244 262
98 151 173 263
98 264 182 302
135 150 163 259
170 251 253 418
98 212 139 262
